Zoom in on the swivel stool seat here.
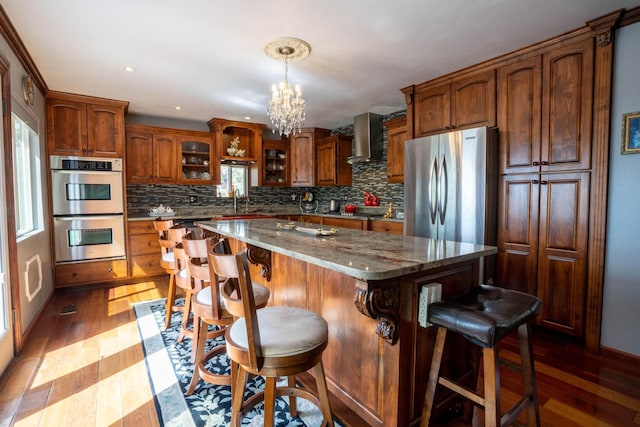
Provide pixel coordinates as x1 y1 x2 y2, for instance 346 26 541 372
421 284 542 427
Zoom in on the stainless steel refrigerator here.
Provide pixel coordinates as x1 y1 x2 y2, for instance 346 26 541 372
404 126 498 282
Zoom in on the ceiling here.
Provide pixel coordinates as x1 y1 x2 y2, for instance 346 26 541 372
2 0 639 131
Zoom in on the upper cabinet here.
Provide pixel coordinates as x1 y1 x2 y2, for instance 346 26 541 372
46 91 128 158
261 138 290 186
407 69 496 138
315 134 352 186
289 128 331 187
498 38 593 174
125 125 214 184
384 117 407 183
126 128 177 184
208 118 265 164
179 135 216 184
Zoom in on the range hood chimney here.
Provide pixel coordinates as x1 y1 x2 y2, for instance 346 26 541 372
347 112 383 164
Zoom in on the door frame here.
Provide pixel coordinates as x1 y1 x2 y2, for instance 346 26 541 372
0 53 22 355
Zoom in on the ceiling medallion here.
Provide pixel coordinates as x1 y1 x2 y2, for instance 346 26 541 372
264 37 311 136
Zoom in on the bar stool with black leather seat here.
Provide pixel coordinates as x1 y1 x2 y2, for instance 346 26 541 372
421 284 542 427
185 238 271 394
153 218 184 329
211 248 334 427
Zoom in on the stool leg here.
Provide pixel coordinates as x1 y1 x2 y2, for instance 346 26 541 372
287 375 298 417
164 272 176 329
264 376 277 427
483 346 500 427
421 326 447 427
177 289 193 343
518 323 541 427
313 361 334 427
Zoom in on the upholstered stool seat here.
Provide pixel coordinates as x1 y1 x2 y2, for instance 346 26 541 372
428 285 541 348
421 285 542 427
227 306 328 358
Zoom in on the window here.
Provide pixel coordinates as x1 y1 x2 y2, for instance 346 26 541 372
13 114 42 237
217 164 249 198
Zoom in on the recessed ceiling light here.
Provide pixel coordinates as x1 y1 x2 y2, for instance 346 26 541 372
244 116 252 120
123 66 137 72
174 106 182 110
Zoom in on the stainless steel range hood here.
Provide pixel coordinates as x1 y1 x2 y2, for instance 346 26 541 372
347 112 383 164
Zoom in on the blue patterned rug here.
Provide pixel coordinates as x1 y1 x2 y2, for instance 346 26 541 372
133 298 340 427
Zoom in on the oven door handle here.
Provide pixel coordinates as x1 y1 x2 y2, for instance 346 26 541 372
54 214 124 221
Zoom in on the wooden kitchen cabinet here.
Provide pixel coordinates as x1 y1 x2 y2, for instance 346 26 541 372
410 68 496 137
322 216 366 230
261 138 290 186
208 118 265 164
498 39 593 175
55 259 128 288
369 220 403 234
497 172 589 336
128 220 165 278
384 117 407 183
179 135 216 184
125 128 177 184
46 91 128 158
289 128 331 187
315 134 352 186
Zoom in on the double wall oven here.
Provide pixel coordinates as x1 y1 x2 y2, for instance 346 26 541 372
50 155 126 264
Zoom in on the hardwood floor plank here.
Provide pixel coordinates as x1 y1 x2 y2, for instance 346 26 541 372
2 278 639 427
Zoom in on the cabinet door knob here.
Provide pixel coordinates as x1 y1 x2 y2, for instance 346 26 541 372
532 161 540 166
541 180 548 185
541 161 548 165
72 272 77 277
108 268 113 273
532 180 539 184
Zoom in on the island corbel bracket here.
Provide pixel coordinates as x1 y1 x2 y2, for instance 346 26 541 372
246 244 272 281
354 281 400 345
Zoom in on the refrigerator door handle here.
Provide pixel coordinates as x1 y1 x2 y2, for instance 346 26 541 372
429 156 438 224
438 154 448 225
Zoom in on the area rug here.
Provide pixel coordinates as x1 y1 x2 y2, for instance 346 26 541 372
133 298 340 427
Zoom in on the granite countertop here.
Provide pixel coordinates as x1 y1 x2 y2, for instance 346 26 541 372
197 218 496 281
127 207 403 223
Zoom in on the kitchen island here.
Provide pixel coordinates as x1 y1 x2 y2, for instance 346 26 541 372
197 218 496 427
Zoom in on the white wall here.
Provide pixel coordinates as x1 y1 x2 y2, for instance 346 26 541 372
0 37 54 334
601 22 640 357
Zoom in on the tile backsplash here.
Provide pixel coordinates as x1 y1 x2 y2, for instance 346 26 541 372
127 110 406 215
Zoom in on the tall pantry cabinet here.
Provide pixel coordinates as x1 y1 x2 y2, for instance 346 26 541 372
497 38 594 337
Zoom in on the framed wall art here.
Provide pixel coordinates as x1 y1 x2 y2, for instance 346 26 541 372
622 111 640 154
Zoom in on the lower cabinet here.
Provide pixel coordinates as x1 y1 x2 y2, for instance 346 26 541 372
369 220 403 234
497 172 589 336
322 216 367 230
128 220 165 278
55 259 128 288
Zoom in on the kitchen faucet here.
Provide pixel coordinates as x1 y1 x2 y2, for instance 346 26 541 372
233 188 239 214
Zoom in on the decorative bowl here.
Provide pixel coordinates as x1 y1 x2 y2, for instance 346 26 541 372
227 147 237 156
235 149 246 157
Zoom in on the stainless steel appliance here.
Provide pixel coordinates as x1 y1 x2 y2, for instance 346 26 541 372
53 215 126 263
50 155 124 215
404 126 498 281
50 155 126 263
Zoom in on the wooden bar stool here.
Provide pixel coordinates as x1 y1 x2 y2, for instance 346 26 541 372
421 284 542 427
154 218 185 329
211 248 334 427
170 229 194 343
185 238 270 394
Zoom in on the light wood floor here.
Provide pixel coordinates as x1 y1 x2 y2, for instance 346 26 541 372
0 279 639 427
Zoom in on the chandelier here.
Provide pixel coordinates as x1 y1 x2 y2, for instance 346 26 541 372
264 38 311 136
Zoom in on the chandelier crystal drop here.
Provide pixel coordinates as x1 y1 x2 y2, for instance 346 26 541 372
264 38 311 137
